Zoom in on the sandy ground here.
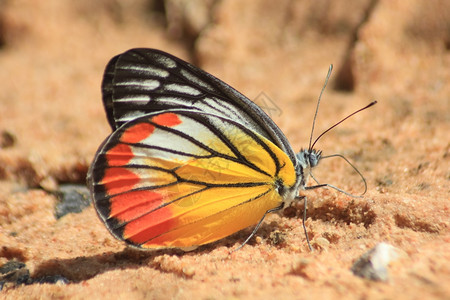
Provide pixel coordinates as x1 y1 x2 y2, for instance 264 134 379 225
0 0 449 299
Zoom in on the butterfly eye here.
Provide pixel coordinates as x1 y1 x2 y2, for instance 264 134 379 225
308 150 322 168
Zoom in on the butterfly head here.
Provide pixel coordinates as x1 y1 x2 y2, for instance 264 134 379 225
297 148 322 170
295 148 322 188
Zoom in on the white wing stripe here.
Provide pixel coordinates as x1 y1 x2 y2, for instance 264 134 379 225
180 69 215 92
116 79 160 90
153 55 177 69
118 65 169 78
114 95 151 103
164 83 201 96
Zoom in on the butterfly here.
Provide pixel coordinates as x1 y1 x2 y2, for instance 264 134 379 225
87 48 376 250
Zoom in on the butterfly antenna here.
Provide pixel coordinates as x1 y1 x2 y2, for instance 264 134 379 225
309 65 333 151
310 101 377 151
321 153 368 196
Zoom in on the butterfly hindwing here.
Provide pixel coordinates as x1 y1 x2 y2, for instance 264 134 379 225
101 48 297 165
89 110 297 248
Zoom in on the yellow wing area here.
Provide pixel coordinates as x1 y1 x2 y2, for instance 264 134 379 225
144 185 278 248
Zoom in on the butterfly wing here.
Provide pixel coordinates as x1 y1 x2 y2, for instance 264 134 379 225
88 110 297 248
101 48 298 166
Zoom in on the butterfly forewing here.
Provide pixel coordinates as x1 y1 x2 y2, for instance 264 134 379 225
89 110 297 248
101 48 297 165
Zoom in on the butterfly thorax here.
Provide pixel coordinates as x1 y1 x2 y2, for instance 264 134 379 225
295 148 322 190
277 148 322 208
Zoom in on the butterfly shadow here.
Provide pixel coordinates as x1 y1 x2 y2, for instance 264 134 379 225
31 221 286 283
31 246 193 283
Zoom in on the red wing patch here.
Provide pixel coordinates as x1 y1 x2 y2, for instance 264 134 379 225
152 112 182 127
120 122 155 143
102 168 140 195
105 144 134 166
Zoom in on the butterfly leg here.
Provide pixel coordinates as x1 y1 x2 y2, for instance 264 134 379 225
296 195 313 251
307 172 366 198
231 203 285 252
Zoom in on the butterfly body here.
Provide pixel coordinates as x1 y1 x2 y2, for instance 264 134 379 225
88 48 318 249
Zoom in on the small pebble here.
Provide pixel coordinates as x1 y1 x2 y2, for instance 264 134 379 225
182 266 195 277
313 237 330 250
351 242 402 281
54 184 91 219
0 261 30 287
269 230 286 246
0 130 16 148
